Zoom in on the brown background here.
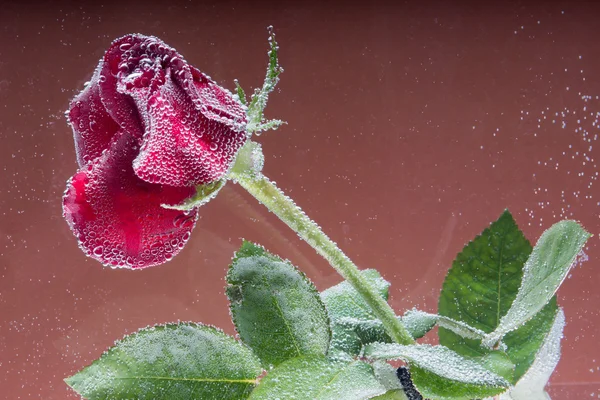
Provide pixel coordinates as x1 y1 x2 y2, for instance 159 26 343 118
1 0 599 398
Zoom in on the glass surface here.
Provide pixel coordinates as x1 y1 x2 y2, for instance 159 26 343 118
0 1 598 398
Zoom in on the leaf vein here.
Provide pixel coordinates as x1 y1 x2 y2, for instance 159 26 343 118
272 296 303 357
114 376 257 384
315 361 357 397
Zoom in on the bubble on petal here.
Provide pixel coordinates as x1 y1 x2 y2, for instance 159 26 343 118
62 130 198 269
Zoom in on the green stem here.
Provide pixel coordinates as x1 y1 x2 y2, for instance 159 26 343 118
232 171 414 345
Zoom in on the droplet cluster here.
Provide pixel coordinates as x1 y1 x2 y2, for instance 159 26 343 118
68 69 120 167
63 131 198 268
63 130 198 268
131 73 244 187
106 34 247 187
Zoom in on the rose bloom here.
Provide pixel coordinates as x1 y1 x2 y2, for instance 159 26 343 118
63 34 247 268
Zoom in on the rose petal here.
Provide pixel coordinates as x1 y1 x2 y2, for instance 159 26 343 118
130 72 243 186
186 66 248 131
98 35 147 136
63 128 198 269
68 67 121 167
97 34 248 187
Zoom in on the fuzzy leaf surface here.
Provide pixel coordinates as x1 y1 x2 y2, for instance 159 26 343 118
320 269 390 357
365 343 509 399
247 27 283 133
65 323 262 399
227 241 330 368
487 308 565 400
372 361 403 391
371 390 410 400
438 210 532 358
504 297 557 382
485 220 590 344
248 356 386 400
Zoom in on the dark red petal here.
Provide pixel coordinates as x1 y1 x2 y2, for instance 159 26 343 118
62 129 198 269
129 73 243 186
97 35 146 136
98 34 248 186
186 66 248 128
68 68 121 167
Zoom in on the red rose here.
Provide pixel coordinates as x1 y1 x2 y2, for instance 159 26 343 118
63 34 248 268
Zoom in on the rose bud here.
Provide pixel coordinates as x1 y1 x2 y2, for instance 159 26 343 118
63 34 248 269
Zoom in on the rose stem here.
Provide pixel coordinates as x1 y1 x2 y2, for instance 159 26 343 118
233 171 414 345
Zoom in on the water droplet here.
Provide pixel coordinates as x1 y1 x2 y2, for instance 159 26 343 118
93 246 103 256
173 213 195 229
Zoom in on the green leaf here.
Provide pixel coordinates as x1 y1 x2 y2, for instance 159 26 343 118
500 308 565 400
437 315 487 340
371 390 409 400
227 241 330 368
401 309 486 341
438 210 532 358
474 351 515 383
484 220 590 345
327 323 363 360
248 356 387 400
504 297 557 382
438 212 572 383
372 361 402 391
325 315 421 360
334 308 472 344
234 79 247 105
409 365 505 400
437 211 570 386
247 26 284 134
321 270 390 357
321 269 390 320
400 309 438 339
252 119 287 134
161 179 226 211
65 323 262 400
364 343 509 399
331 310 450 352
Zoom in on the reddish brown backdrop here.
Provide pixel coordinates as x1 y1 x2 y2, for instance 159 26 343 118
0 1 598 398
